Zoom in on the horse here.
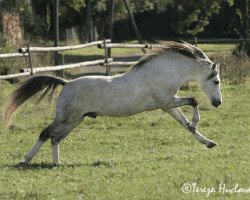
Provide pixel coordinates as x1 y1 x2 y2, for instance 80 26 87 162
4 41 222 165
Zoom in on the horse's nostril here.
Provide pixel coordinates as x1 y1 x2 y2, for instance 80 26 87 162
212 99 221 107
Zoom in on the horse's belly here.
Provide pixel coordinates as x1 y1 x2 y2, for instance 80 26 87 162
96 98 159 117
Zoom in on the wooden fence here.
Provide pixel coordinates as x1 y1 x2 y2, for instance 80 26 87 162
0 40 113 80
0 39 155 80
0 38 249 80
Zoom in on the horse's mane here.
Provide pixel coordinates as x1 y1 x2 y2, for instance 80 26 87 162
133 41 207 69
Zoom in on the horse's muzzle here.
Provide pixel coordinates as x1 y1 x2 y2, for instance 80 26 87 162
212 99 221 107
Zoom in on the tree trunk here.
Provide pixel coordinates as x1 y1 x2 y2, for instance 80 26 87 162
86 0 93 42
242 0 249 55
122 0 143 44
2 12 23 46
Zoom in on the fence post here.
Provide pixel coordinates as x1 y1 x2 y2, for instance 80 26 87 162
104 39 111 76
57 53 65 77
194 36 198 46
26 44 33 75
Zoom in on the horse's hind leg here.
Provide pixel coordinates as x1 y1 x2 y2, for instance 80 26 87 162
50 118 85 164
23 118 83 165
23 125 52 164
51 141 60 164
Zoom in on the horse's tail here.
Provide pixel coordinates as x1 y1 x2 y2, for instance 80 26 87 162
4 75 68 123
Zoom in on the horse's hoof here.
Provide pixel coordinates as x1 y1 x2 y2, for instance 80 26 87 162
206 141 217 148
15 162 28 167
53 162 63 166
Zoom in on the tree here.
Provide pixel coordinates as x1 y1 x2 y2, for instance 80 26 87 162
165 0 221 36
236 0 250 55
0 0 26 45
2 0 247 43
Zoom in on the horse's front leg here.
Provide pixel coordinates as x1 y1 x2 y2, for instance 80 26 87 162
170 97 200 129
165 107 217 148
190 104 200 130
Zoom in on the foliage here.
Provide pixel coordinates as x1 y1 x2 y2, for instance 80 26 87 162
63 0 85 11
0 33 13 53
0 0 27 12
113 0 172 20
215 53 250 84
98 0 222 39
164 0 221 36
0 34 14 75
113 0 239 40
1 0 247 42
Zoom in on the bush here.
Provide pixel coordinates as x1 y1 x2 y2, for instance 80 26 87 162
212 53 250 84
0 33 14 75
0 33 13 53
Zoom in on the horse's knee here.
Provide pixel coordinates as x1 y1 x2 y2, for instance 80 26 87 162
189 98 198 107
49 119 82 144
50 126 70 144
51 134 65 145
39 126 51 141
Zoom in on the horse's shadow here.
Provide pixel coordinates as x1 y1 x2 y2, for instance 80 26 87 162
4 162 88 170
6 160 117 170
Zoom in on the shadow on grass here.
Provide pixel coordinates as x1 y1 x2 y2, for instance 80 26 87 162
13 162 61 170
2 155 175 171
64 55 103 64
1 159 118 170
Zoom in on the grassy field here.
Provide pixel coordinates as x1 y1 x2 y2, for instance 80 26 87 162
0 74 249 199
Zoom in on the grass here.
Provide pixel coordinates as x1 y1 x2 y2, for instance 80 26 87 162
65 46 142 57
64 46 142 65
197 44 237 53
0 76 250 199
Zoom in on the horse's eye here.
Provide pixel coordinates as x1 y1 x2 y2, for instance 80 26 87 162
214 81 219 85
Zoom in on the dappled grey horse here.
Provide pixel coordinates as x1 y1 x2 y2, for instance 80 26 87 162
4 41 222 165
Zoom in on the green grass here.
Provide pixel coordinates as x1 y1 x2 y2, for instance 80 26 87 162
197 44 237 53
64 46 142 64
65 46 142 57
0 78 250 199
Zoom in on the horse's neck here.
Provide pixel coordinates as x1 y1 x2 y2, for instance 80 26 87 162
134 54 203 89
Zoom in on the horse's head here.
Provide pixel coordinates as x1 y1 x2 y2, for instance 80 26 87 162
199 63 222 107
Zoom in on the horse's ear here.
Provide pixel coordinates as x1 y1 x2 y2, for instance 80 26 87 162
212 63 220 71
216 63 221 70
212 63 216 70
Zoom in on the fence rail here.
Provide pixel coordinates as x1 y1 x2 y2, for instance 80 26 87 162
18 39 111 53
188 38 250 44
98 43 161 49
0 52 28 59
0 72 31 80
20 58 113 74
109 61 137 66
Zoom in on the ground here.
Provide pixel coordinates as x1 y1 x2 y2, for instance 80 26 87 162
0 76 249 199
